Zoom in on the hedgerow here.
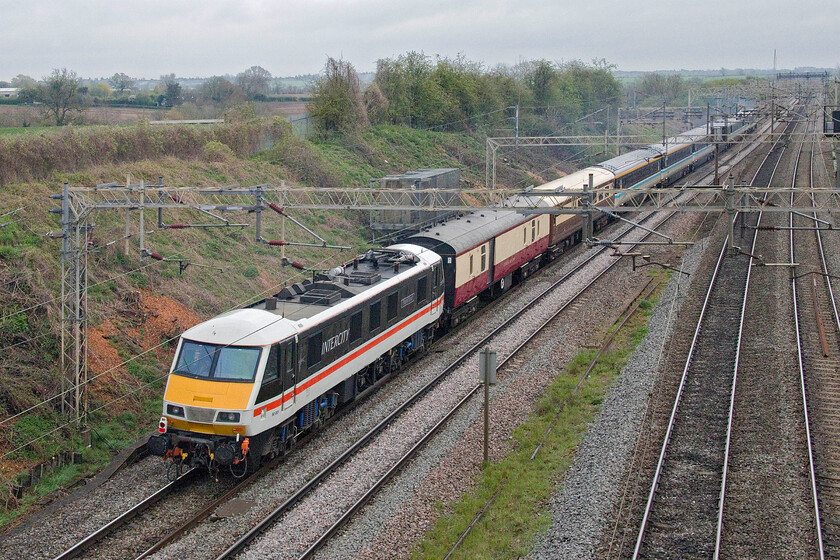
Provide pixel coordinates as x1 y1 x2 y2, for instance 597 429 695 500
0 118 290 186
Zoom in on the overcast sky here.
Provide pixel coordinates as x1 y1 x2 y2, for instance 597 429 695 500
1 0 837 81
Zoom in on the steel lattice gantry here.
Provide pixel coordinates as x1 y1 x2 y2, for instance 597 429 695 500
65 183 840 215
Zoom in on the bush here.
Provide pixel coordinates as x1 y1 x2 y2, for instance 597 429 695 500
202 140 236 163
242 265 259 279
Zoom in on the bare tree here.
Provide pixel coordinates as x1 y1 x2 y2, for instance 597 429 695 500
108 72 135 94
39 68 83 125
236 66 272 99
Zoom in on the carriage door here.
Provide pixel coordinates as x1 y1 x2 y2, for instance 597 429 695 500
282 339 297 410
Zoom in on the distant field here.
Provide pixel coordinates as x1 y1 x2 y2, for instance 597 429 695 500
0 102 308 132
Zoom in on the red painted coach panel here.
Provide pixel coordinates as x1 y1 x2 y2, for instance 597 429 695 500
453 274 490 307
493 237 550 281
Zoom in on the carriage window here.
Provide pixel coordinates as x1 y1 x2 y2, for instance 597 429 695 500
523 227 527 244
307 332 322 368
370 301 382 331
417 276 428 303
480 246 487 272
387 292 398 321
350 311 363 342
531 220 536 242
470 254 474 275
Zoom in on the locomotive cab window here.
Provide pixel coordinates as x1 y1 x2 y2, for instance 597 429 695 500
174 340 260 382
264 345 279 383
350 310 363 342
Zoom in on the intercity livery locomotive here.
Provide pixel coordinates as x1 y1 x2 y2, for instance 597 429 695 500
148 245 444 477
149 119 754 476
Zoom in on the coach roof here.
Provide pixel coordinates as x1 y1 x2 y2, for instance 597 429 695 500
406 210 528 255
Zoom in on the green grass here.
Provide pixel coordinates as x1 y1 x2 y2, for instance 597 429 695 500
0 126 53 137
411 286 661 560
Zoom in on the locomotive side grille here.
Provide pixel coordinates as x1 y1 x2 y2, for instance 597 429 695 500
186 406 217 423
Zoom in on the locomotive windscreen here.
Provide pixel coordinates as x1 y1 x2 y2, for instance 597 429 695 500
175 340 261 382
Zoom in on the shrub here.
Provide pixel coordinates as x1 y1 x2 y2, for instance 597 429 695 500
242 265 259 279
202 140 236 163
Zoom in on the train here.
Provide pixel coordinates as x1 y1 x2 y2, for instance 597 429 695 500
147 118 754 478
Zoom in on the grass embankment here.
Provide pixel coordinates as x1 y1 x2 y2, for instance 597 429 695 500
412 283 662 559
0 120 573 527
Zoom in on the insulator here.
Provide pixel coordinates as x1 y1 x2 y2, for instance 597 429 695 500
168 224 187 229
149 252 164 261
267 240 287 246
290 261 305 270
267 203 285 215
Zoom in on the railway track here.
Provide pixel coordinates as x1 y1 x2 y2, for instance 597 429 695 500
711 112 821 558
792 120 838 560
629 115 796 559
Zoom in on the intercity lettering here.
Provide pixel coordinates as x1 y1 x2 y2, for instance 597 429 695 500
322 329 350 355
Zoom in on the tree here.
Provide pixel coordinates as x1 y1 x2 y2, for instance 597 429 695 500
525 60 558 113
39 68 83 125
108 72 135 93
11 74 37 89
197 76 245 107
236 66 272 100
159 74 183 107
308 57 368 135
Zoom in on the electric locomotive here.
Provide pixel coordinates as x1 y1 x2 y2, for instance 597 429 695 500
149 244 444 477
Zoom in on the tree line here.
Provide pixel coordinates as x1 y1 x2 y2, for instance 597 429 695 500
2 65 283 125
308 53 623 137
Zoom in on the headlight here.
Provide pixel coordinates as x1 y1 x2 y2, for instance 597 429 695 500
166 404 185 417
216 411 241 423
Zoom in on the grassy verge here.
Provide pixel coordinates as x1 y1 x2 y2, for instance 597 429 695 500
0 394 162 528
0 126 53 137
411 284 660 560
